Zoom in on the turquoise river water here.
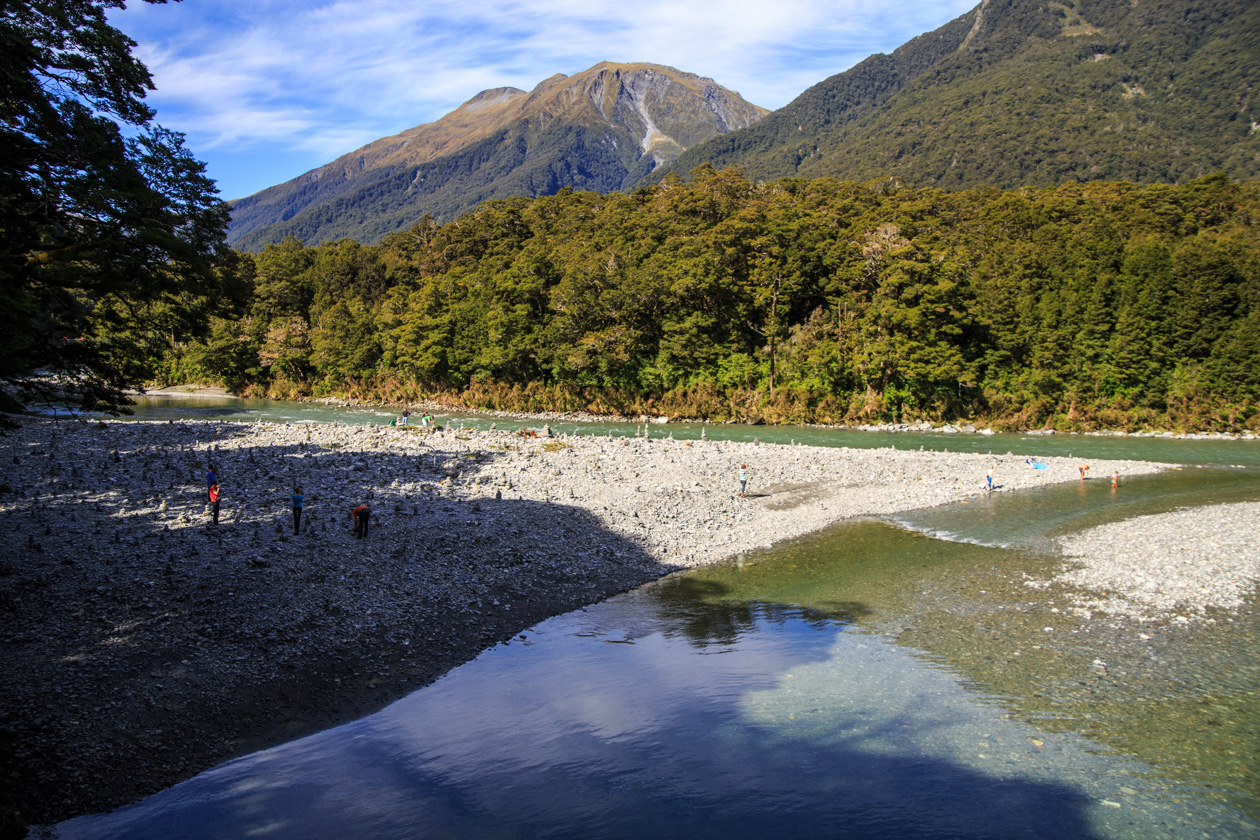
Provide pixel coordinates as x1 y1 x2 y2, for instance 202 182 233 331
43 397 1260 839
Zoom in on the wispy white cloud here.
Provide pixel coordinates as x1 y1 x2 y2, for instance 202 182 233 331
109 0 977 197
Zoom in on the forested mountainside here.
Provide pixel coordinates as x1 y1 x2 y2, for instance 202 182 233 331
228 63 767 250
173 172 1260 432
655 0 1259 189
230 0 1256 252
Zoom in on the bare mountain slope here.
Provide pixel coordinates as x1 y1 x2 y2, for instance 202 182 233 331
229 63 767 249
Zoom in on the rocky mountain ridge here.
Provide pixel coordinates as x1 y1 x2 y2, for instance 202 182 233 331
228 63 767 249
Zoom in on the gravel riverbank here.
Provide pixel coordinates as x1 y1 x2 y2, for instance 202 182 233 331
1048 502 1260 623
0 417 1170 826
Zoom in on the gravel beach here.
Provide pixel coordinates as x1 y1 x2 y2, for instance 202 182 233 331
0 416 1185 826
1049 501 1260 623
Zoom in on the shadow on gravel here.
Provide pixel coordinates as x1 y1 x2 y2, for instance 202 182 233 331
0 421 671 828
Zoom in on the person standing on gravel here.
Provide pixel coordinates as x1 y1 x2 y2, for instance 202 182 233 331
737 464 750 497
352 504 371 538
986 465 994 491
291 486 304 535
208 482 221 525
206 464 218 501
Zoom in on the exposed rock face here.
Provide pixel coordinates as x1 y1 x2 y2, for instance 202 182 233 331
578 63 763 163
229 62 767 249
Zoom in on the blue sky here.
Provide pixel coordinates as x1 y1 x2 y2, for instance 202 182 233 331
108 0 978 201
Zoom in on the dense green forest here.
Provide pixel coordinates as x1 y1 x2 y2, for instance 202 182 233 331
169 169 1260 431
658 0 1260 191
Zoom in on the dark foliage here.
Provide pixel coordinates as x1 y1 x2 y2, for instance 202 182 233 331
0 0 246 418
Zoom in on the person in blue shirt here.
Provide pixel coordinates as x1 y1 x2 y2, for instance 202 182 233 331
291 486 304 535
206 465 218 502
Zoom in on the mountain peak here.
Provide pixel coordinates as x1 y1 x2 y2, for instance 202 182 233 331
228 62 767 248
458 87 527 114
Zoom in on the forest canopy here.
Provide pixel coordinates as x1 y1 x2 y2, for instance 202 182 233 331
174 169 1260 432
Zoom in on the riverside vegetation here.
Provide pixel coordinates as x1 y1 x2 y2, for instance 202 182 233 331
7 3 1257 434
165 171 1260 433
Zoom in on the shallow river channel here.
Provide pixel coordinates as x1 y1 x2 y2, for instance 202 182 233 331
45 397 1260 839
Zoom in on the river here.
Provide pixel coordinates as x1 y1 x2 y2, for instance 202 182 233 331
47 396 1260 839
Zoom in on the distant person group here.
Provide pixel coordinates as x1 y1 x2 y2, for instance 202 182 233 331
390 409 435 428
204 462 373 539
986 460 1117 491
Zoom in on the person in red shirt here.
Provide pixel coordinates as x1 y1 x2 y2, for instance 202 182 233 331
351 504 371 538
208 482 221 525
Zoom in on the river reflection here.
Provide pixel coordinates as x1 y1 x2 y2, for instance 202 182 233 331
53 606 1110 840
